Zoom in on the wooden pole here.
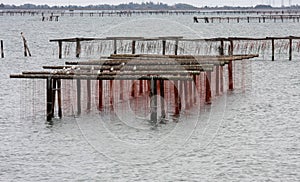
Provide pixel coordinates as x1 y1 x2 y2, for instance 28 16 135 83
289 38 292 61
271 38 275 61
132 40 136 54
51 79 57 118
139 80 143 95
228 61 234 90
113 39 117 54
110 80 113 106
87 79 91 111
162 40 166 55
120 80 123 100
216 65 220 96
58 41 62 59
98 80 103 110
184 80 189 109
1 40 4 58
76 38 81 58
229 40 234 55
160 80 166 119
150 78 157 123
57 79 62 118
46 77 53 121
175 39 179 55
205 72 212 104
77 79 81 115
21 32 31 57
219 40 224 55
174 80 180 116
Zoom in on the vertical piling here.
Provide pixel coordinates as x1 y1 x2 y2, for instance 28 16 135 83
289 37 292 61
113 39 117 54
87 79 91 111
58 41 62 59
175 39 179 55
271 38 275 61
57 79 62 118
228 61 234 90
1 40 4 58
162 40 166 55
51 79 57 118
174 80 180 116
229 40 234 55
205 72 212 104
98 80 103 110
150 78 157 123
46 77 53 121
76 38 81 58
132 40 136 54
160 80 166 119
216 65 220 96
77 79 81 115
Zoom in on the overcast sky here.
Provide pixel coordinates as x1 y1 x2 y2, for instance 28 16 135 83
2 0 300 7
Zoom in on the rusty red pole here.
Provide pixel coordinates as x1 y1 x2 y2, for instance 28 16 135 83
98 80 103 110
205 72 212 104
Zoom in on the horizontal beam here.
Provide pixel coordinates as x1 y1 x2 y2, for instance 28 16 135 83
10 74 193 81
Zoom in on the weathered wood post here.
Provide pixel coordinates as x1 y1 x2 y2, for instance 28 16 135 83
98 80 103 110
219 39 224 56
76 38 81 58
110 80 114 106
228 60 234 90
113 39 117 54
184 80 189 109
87 79 91 111
76 79 81 115
57 79 62 118
51 79 57 118
21 32 31 57
162 39 166 55
174 80 180 116
0 40 4 58
216 65 220 96
289 37 292 61
150 77 157 123
120 80 124 100
46 77 53 121
132 40 136 54
205 72 212 104
175 39 179 55
58 41 62 59
160 80 166 119
271 38 275 61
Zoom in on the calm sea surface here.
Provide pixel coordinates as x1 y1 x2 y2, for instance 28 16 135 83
0 13 300 181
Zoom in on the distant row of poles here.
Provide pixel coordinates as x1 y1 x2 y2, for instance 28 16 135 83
2 9 300 17
194 15 300 23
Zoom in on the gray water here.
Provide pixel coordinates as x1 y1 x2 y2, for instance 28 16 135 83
1 14 300 181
